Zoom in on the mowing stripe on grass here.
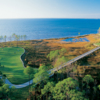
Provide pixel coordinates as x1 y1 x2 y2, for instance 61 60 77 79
0 47 37 84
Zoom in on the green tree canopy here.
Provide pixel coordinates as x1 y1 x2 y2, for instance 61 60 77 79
68 89 88 100
52 77 79 100
83 74 94 85
33 65 49 84
60 48 67 56
0 71 2 76
24 66 34 76
47 50 60 61
0 84 16 99
24 66 34 98
97 84 100 90
47 48 67 61
41 82 55 95
54 56 67 68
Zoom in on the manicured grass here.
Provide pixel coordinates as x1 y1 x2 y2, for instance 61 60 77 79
95 43 100 46
0 47 38 84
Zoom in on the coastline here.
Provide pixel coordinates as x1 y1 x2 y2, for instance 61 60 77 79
0 33 99 50
28 33 94 41
0 33 96 43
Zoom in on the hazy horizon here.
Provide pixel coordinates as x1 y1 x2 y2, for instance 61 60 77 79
0 0 100 19
0 18 100 19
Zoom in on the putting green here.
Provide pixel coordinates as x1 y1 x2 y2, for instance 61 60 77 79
0 47 37 84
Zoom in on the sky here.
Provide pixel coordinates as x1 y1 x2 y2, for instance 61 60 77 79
0 0 100 19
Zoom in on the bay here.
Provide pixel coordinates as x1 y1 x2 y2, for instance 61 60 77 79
0 18 99 41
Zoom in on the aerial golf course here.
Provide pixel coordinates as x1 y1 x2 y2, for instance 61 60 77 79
0 47 38 84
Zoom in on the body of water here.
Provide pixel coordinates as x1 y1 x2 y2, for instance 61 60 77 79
63 37 90 42
0 19 100 41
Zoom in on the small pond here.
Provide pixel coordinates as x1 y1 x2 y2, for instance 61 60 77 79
63 37 89 42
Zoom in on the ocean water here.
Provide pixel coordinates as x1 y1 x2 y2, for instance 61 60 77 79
0 19 100 41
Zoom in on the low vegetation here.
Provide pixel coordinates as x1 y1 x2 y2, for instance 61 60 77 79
1 33 100 99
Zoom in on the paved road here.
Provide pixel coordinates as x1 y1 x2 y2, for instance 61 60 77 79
2 47 100 88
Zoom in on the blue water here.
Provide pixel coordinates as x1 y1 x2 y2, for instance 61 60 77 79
63 37 90 42
0 19 100 41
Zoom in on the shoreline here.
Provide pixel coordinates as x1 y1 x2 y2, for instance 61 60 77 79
25 33 97 42
0 33 98 50
27 33 95 41
0 33 96 43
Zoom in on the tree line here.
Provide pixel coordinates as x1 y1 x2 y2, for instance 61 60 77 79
0 33 27 43
24 65 100 100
